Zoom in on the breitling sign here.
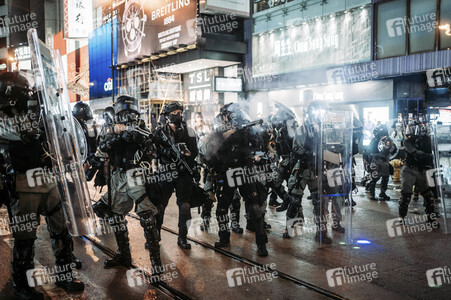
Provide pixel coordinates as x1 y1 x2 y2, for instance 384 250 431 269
117 0 197 65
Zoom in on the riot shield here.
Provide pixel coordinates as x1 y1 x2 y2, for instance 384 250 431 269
317 110 354 246
27 28 96 236
430 123 451 234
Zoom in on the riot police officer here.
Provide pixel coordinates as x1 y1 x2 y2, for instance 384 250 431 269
203 103 269 256
0 72 84 299
72 101 97 157
364 124 393 201
286 101 335 243
399 122 439 225
93 95 162 272
269 101 299 212
152 101 199 249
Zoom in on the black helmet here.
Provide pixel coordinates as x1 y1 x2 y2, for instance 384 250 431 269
103 106 115 125
307 101 326 123
73 101 93 121
161 101 183 115
373 124 388 139
115 95 140 124
0 72 34 116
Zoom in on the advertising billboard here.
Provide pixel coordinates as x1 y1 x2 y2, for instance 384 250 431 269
117 0 197 65
64 0 93 38
89 20 118 99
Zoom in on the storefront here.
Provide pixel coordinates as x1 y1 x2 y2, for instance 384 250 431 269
110 0 249 127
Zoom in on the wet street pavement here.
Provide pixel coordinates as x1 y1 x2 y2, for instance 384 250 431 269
0 178 450 300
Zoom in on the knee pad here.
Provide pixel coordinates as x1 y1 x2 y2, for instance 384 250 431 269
138 212 156 228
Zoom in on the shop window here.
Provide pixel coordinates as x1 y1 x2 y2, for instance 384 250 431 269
440 0 451 49
410 0 437 53
376 0 407 59
0 37 5 48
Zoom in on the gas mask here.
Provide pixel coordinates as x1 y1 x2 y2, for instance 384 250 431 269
168 112 183 125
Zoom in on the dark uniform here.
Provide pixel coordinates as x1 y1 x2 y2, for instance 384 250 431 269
93 95 162 272
0 72 84 299
399 123 439 224
152 101 199 249
203 103 269 257
363 124 392 201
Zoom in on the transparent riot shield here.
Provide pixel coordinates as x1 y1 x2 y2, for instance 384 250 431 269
27 28 96 236
430 123 451 234
317 110 354 246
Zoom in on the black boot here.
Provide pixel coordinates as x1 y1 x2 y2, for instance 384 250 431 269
379 190 391 201
268 192 281 207
140 213 163 277
177 237 192 249
54 252 84 293
315 230 332 244
178 203 192 249
332 223 345 233
12 239 44 300
104 215 132 268
214 239 231 247
276 194 292 212
200 200 213 231
257 244 268 257
424 196 440 228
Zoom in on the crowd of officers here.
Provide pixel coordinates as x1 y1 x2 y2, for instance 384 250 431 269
0 71 441 299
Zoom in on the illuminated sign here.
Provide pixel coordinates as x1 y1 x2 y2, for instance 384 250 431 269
104 78 113 91
201 0 250 18
14 46 31 61
252 7 371 76
214 77 242 92
117 0 197 64
64 0 93 38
